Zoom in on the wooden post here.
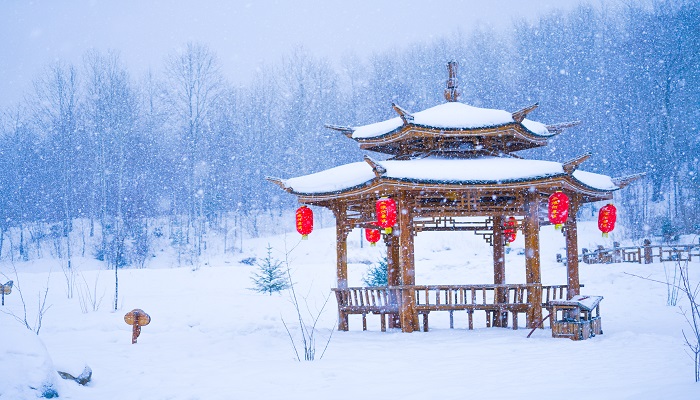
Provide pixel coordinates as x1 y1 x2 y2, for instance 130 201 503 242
565 201 581 299
397 194 417 333
334 205 349 331
492 215 507 327
524 193 543 329
643 239 652 264
385 233 401 329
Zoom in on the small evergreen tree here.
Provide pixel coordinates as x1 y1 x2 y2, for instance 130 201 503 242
362 256 388 287
250 245 290 295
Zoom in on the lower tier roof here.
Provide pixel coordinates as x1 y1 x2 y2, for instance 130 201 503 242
276 156 618 198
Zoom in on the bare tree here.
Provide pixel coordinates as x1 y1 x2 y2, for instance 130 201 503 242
30 62 80 298
164 42 223 260
83 50 138 310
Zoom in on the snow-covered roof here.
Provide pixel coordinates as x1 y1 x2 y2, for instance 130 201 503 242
281 157 617 195
352 102 551 139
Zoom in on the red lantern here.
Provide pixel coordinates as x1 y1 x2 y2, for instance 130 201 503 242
598 203 617 237
365 228 381 246
295 206 313 239
503 217 517 245
548 191 569 230
376 197 397 234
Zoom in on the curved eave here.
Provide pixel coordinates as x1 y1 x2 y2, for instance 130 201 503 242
355 123 554 154
286 173 616 206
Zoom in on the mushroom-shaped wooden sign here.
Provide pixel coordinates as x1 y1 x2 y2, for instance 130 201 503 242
124 309 151 344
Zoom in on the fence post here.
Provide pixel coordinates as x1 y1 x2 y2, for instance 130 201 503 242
643 239 652 264
613 242 622 263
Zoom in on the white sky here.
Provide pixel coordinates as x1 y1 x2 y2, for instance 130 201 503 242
0 0 597 108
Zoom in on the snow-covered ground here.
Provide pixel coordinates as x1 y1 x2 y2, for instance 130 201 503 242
1 221 698 399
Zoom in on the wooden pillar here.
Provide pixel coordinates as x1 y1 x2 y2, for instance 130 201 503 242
565 201 581 299
492 215 507 327
397 194 417 333
385 233 401 329
524 193 543 329
334 205 349 331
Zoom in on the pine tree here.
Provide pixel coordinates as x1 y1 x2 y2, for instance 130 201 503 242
250 245 290 295
362 256 388 287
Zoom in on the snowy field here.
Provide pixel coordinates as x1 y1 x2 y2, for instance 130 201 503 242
1 220 698 399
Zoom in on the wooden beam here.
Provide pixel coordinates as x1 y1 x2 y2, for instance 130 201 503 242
562 153 591 174
385 232 401 329
524 193 543 329
565 200 581 298
391 103 414 124
333 204 350 331
363 155 386 177
512 103 539 123
545 121 581 135
397 193 417 332
265 177 291 193
612 173 645 189
492 215 507 327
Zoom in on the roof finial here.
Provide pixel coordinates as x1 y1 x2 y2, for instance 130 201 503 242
444 61 460 102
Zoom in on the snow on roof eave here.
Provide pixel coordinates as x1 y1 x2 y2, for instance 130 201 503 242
285 174 619 202
352 121 555 144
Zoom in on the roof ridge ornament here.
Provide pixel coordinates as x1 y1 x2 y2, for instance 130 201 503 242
546 121 581 134
444 61 460 102
363 155 387 177
612 173 646 189
325 124 355 138
562 153 592 174
265 177 291 193
391 103 414 124
512 103 539 123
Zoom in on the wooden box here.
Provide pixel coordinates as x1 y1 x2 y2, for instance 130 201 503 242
548 295 603 341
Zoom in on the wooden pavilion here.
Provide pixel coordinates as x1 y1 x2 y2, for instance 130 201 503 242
268 62 640 333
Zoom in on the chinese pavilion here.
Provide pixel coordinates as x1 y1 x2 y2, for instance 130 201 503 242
268 62 641 333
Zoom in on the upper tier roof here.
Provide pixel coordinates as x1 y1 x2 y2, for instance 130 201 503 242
352 102 551 139
328 102 578 157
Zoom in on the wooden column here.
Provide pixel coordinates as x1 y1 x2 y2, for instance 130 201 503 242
334 204 349 331
397 194 417 333
565 200 581 299
492 215 507 327
524 193 543 329
385 233 401 329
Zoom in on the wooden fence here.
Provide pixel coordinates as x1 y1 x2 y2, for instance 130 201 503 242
332 284 578 332
557 240 700 265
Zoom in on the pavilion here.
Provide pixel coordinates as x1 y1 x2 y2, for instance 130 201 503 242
268 62 640 333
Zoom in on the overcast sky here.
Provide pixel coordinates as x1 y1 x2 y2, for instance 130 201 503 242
1 0 603 109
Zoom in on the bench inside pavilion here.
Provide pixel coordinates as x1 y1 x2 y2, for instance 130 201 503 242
269 62 640 336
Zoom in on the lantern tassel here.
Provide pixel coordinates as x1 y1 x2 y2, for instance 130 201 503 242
301 234 309 240
370 242 376 247
554 224 563 231
384 227 393 235
602 232 608 238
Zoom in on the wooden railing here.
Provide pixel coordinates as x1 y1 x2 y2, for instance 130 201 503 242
332 284 578 332
559 240 700 265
